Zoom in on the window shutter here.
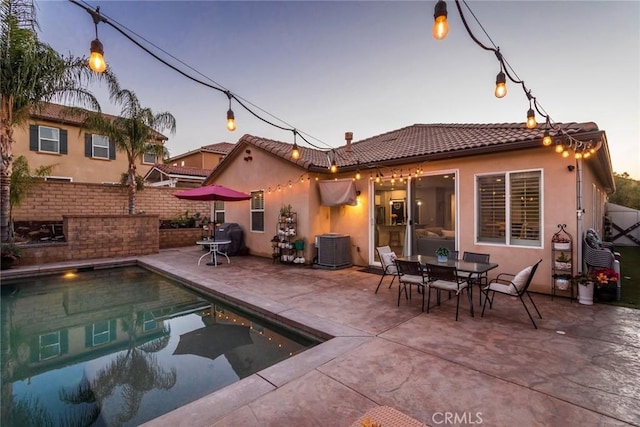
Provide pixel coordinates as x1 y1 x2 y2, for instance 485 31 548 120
60 329 69 354
60 129 68 154
30 125 38 151
509 171 541 244
109 319 117 342
85 134 92 157
109 139 116 159
477 175 506 243
85 325 92 347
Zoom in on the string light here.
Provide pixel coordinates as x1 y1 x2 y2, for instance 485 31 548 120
432 0 449 40
88 6 107 72
434 0 602 159
225 91 236 132
494 70 507 98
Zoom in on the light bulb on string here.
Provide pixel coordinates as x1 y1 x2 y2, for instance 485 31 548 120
88 7 107 73
432 0 449 40
330 160 337 173
494 71 507 98
291 130 300 160
225 92 236 131
562 150 570 158
355 170 361 180
542 129 552 146
575 152 583 160
526 107 537 129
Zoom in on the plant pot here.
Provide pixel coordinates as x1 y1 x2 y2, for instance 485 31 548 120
554 262 572 270
595 285 616 302
578 282 594 305
553 242 571 250
437 255 447 263
555 278 570 291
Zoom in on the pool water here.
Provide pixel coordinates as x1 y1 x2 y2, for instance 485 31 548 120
0 266 318 426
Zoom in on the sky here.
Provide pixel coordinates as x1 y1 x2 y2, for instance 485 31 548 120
37 1 639 178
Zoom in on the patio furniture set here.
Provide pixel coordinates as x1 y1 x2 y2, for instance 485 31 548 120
376 246 543 328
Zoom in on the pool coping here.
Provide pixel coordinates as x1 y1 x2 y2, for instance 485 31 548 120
2 257 374 426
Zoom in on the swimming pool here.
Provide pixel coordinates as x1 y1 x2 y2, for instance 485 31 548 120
0 266 319 426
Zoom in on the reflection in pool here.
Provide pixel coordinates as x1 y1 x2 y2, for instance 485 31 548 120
1 266 318 426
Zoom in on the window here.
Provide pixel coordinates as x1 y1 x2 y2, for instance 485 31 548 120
477 170 541 246
39 126 60 153
92 134 110 159
92 321 112 346
39 332 61 361
143 150 157 164
250 190 264 232
214 200 225 224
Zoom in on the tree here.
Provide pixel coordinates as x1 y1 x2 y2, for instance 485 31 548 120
0 0 118 242
81 89 175 214
609 172 640 210
9 155 54 239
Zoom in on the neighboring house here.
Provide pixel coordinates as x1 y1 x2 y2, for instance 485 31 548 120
13 102 168 184
143 163 210 188
144 142 234 188
198 122 614 295
166 142 234 170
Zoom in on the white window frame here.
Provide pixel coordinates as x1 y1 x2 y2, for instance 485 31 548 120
475 169 542 247
143 150 157 164
39 126 60 153
92 321 111 346
214 200 225 224
39 331 61 361
250 190 264 232
92 134 110 159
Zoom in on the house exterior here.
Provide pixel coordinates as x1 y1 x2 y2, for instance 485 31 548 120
143 142 234 188
12 103 168 184
143 163 211 188
166 142 234 170
198 122 614 295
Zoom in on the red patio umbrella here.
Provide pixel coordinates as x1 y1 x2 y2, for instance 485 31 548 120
173 184 252 202
174 184 252 238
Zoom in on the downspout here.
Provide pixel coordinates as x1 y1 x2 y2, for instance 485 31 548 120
576 158 584 273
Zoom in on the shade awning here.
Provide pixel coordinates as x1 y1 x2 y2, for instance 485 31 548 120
174 184 251 201
318 179 357 206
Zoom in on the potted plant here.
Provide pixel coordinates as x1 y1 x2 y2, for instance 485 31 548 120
555 252 572 270
552 235 571 250
572 273 596 305
592 268 620 302
435 247 449 263
554 273 572 291
1 242 22 270
279 204 292 222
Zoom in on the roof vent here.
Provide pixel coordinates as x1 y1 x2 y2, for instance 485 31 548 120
345 132 353 152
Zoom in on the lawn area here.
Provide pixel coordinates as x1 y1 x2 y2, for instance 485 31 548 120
608 245 640 309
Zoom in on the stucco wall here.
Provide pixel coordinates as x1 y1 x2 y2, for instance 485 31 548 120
13 119 156 184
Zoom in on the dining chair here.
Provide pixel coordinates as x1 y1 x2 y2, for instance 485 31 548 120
424 263 470 321
481 259 543 329
375 246 400 294
448 250 459 260
462 251 490 306
394 259 428 311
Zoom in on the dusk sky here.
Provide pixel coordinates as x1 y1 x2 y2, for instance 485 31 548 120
38 1 639 178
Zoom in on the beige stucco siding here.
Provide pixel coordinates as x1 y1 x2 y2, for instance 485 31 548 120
13 120 154 184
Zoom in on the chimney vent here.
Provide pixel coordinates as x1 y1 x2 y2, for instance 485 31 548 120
345 132 353 152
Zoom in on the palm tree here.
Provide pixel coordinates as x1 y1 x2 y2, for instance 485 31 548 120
0 0 118 242
81 89 176 214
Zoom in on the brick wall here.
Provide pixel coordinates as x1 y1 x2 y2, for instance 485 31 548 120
159 228 204 249
19 215 160 265
12 181 211 221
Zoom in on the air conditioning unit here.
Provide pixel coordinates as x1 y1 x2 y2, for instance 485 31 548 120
316 234 352 269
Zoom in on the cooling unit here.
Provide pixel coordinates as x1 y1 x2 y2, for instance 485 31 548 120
316 234 352 269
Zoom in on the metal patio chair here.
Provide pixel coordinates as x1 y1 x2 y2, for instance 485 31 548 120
375 246 400 294
481 259 543 329
394 259 429 311
425 263 470 321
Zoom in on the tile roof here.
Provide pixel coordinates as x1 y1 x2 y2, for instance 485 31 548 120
201 142 235 154
152 164 210 177
31 102 168 141
236 122 602 171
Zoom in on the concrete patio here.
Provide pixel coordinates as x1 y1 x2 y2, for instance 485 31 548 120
7 247 639 426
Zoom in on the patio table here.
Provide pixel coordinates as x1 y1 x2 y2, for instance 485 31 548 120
197 240 232 266
400 254 498 316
